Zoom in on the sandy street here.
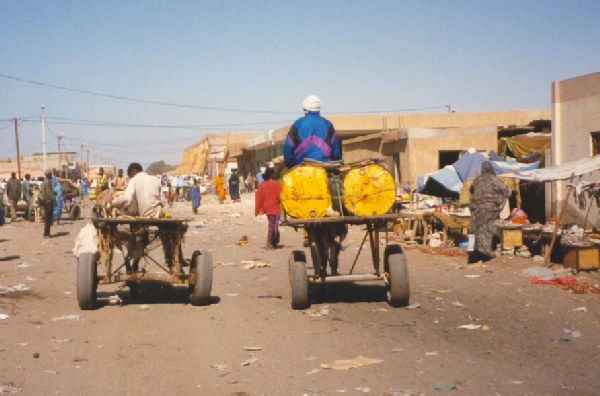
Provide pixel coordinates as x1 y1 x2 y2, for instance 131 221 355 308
1 194 599 396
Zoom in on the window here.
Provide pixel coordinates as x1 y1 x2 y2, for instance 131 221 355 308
438 150 461 169
591 132 600 156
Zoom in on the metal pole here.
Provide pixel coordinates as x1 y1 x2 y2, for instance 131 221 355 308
41 106 47 171
57 135 61 177
14 118 22 179
86 148 90 179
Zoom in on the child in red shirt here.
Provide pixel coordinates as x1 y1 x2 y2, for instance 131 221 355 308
255 168 282 249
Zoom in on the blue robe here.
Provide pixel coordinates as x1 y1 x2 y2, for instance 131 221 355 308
81 179 89 197
51 177 64 219
190 185 201 210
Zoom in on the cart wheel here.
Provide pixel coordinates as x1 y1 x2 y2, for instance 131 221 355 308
385 244 410 307
77 252 98 310
289 250 310 310
189 250 213 306
70 204 81 220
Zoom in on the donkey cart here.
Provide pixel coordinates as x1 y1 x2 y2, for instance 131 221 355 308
77 217 212 310
286 213 410 310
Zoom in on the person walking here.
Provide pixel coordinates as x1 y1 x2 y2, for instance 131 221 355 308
255 168 282 250
283 95 342 168
190 178 201 214
214 173 227 204
113 168 127 190
6 172 21 222
40 171 56 238
51 176 64 225
229 169 241 202
239 173 246 195
21 174 33 221
468 161 511 263
245 172 254 193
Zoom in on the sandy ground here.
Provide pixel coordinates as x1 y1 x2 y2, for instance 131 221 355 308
1 194 599 395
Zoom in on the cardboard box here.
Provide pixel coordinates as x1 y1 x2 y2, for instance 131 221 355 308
501 229 523 248
563 246 600 272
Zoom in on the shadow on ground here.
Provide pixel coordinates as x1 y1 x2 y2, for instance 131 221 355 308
0 255 21 261
95 282 220 308
309 282 387 304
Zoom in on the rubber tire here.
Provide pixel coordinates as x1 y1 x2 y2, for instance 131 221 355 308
189 250 213 306
70 204 81 220
289 250 310 310
387 250 410 307
77 252 98 310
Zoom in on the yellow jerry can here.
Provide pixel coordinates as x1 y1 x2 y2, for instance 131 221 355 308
343 163 396 216
281 165 331 218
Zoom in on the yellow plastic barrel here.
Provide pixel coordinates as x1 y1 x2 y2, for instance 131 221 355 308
281 165 331 218
342 163 396 216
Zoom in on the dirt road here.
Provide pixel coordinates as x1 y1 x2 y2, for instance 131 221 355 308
1 195 599 395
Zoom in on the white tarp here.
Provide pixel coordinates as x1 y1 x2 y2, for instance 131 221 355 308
503 155 600 182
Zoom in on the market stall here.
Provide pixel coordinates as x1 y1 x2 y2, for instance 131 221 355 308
502 155 600 269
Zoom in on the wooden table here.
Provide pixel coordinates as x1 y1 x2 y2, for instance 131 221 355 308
431 212 470 242
397 210 434 245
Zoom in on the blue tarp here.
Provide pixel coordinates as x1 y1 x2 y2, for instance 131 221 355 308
417 166 463 198
417 151 541 198
452 151 487 182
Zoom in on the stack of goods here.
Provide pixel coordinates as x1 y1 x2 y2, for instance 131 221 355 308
560 227 594 247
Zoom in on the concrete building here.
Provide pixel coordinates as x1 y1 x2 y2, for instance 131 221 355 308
233 109 549 184
551 71 600 225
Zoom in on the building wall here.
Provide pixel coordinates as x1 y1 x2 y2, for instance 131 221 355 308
405 127 498 187
342 135 385 163
327 109 550 133
552 71 600 225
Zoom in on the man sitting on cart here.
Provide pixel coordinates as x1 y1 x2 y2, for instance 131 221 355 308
112 162 166 273
114 162 162 218
283 95 342 168
283 95 346 278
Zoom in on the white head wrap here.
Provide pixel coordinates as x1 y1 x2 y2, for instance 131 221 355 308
302 95 321 112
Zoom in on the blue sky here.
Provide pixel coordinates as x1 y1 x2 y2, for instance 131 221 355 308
1 1 599 169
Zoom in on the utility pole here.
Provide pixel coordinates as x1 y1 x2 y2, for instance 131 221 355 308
86 148 90 179
80 144 84 177
41 106 47 171
14 118 22 179
57 134 61 177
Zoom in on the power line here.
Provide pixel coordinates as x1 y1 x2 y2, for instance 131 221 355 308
44 116 293 129
0 73 453 117
0 73 297 115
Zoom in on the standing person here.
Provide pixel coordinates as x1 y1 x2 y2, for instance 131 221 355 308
166 183 175 207
113 168 127 190
97 167 109 193
245 172 254 193
255 168 282 250
190 178 201 214
239 173 246 195
51 176 64 225
284 95 342 168
6 172 21 222
214 173 227 204
229 169 241 202
256 167 265 188
40 171 56 238
22 174 32 221
80 177 89 198
468 161 511 263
